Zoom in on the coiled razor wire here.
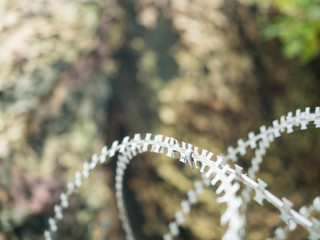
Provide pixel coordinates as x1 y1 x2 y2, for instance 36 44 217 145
44 106 320 240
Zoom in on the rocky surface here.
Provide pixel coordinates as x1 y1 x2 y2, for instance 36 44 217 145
0 0 319 239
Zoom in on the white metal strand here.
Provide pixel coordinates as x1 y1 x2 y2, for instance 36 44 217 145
43 107 320 240
186 106 320 238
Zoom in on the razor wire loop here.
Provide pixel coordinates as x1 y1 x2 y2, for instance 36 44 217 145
175 106 320 239
44 107 320 240
179 106 320 239
231 106 320 236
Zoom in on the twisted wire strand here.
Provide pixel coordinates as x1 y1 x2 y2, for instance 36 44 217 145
268 196 320 240
43 106 320 240
224 107 320 163
115 142 147 240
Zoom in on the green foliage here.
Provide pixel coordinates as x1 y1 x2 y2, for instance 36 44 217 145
260 0 320 63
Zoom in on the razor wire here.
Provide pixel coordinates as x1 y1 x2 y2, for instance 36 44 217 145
172 106 320 239
170 107 320 238
44 106 320 240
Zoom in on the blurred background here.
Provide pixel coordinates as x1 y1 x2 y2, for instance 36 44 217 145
0 0 320 239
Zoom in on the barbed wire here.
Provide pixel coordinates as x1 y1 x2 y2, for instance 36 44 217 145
44 106 320 240
171 107 320 239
